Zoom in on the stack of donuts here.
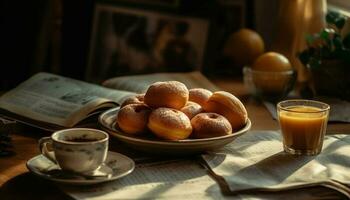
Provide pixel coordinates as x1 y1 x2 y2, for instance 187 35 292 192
116 81 248 140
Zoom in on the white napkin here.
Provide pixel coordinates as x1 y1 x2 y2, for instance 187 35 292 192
202 131 350 193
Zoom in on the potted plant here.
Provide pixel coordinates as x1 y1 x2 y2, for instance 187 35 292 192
298 11 350 101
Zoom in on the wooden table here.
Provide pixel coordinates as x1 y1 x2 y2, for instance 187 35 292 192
0 78 349 200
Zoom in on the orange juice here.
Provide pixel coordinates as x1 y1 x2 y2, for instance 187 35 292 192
278 106 328 154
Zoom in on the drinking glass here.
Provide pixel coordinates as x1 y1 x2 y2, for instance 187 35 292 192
277 99 330 155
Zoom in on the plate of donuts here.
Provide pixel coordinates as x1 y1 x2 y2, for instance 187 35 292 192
99 81 251 155
99 107 251 155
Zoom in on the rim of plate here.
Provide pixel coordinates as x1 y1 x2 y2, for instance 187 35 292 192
98 107 251 145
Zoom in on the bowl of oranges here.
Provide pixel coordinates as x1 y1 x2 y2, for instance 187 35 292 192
243 52 297 102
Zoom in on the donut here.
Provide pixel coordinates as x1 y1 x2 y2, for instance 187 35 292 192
144 81 189 109
203 91 247 130
147 107 192 140
117 104 151 135
188 88 212 107
180 101 203 119
191 113 232 139
120 94 145 108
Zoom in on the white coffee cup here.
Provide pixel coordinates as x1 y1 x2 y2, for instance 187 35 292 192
39 128 109 174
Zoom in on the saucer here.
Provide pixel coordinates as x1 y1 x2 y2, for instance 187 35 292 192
26 151 135 185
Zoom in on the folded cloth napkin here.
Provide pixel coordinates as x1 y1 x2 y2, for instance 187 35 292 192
202 131 350 195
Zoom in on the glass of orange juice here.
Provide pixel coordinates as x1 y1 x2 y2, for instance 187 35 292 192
277 100 330 155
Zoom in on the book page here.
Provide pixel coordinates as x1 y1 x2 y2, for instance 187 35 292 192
102 71 219 93
0 72 135 128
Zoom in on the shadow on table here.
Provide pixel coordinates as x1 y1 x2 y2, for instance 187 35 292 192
206 184 345 199
0 172 73 200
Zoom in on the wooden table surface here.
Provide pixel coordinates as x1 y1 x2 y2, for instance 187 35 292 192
0 78 349 200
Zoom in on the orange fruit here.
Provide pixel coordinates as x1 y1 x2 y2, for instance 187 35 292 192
252 52 292 72
224 28 265 67
251 52 294 94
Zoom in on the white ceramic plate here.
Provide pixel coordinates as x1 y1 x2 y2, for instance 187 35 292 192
26 151 135 185
99 107 251 155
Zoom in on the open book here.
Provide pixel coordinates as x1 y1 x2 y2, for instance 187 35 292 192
0 71 218 131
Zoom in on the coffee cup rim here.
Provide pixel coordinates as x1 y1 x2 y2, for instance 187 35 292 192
277 99 330 113
51 128 109 145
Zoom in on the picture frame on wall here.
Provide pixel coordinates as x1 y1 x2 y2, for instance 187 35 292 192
86 2 209 83
203 0 248 76
109 0 181 8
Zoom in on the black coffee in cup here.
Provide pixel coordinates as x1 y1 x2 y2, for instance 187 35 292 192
66 138 99 142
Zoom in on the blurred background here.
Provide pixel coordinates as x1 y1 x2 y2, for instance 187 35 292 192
0 0 348 90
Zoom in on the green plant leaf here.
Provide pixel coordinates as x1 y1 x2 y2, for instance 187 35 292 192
339 49 350 64
326 11 347 30
306 34 317 46
343 33 350 49
320 46 331 58
308 57 322 69
326 11 340 25
335 18 346 30
298 11 349 68
320 29 330 40
333 34 343 49
308 47 316 55
298 50 310 65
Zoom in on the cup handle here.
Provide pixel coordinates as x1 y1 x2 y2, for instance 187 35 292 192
38 137 57 164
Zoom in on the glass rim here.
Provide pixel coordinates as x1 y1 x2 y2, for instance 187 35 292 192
277 99 330 113
243 66 295 75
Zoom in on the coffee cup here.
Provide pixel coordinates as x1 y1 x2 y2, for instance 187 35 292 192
39 128 109 174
